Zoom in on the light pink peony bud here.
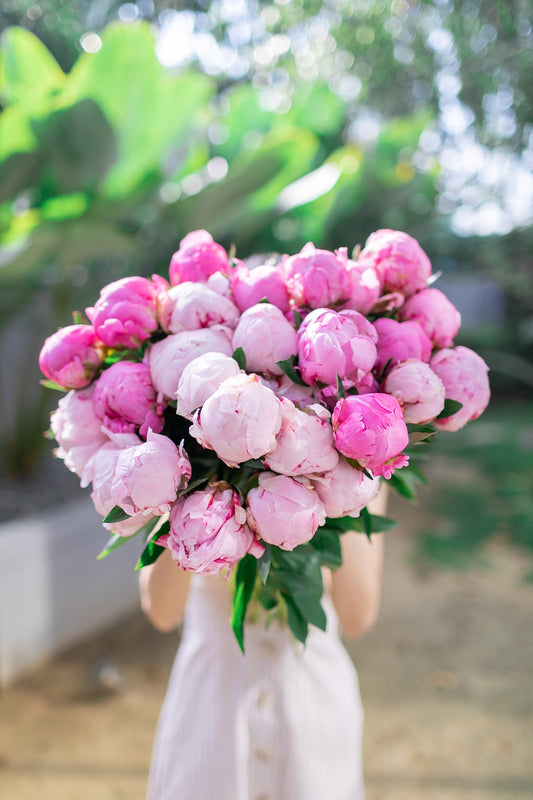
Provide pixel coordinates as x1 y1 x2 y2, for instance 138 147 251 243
358 229 432 297
374 317 433 374
399 287 461 349
232 303 298 377
263 399 339 476
189 373 283 467
169 230 229 285
332 393 409 479
149 325 234 401
313 457 380 518
50 385 108 478
39 324 102 389
382 359 445 424
163 484 263 575
110 430 191 517
176 352 242 419
431 346 490 431
158 281 240 334
283 242 351 309
341 256 382 315
246 472 326 551
230 261 290 313
86 276 159 349
297 307 378 386
92 361 165 438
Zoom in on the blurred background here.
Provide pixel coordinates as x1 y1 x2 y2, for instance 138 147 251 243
0 1 532 798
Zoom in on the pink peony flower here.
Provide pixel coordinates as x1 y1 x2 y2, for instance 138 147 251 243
263 399 339 476
232 303 298 377
373 317 433 374
399 287 461 349
230 261 290 313
92 361 165 438
297 308 378 386
176 352 242 419
262 373 317 409
283 242 351 309
246 472 326 551
332 393 409 479
430 346 490 431
312 457 380 518
110 430 191 517
163 484 263 575
382 359 445 424
39 324 102 390
169 230 229 285
158 281 240 334
340 252 382 315
358 229 432 297
189 373 283 467
149 325 234 401
50 385 108 478
86 276 159 349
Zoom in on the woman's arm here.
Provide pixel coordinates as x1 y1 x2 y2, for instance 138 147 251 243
329 483 388 639
139 548 191 633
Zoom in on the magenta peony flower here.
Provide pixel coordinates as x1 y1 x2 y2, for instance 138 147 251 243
176 352 242 419
373 317 433 374
158 281 240 334
246 472 326 551
431 346 490 431
232 303 298 377
169 230 229 285
50 385 108 478
332 393 409 479
312 457 380 518
39 324 102 390
149 325 234 401
230 261 290 313
297 307 378 386
163 484 263 575
382 359 445 424
399 287 461 349
92 361 165 438
263 399 339 476
283 242 351 309
86 276 159 350
189 373 283 467
358 229 432 297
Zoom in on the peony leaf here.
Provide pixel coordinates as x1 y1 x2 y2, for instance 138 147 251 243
336 373 345 400
134 521 170 570
283 594 309 643
309 525 343 569
291 591 327 631
293 309 304 330
97 516 159 560
103 505 131 524
232 346 247 370
257 542 272 584
276 355 308 387
346 512 398 535
40 379 65 392
437 398 463 419
231 554 258 653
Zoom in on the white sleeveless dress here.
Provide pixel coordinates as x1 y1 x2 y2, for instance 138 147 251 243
147 574 365 800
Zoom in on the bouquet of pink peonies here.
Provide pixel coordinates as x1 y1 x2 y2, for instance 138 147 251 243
39 228 490 649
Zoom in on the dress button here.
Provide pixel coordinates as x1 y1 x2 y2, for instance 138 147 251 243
254 795 268 800
260 639 277 654
257 689 273 708
254 747 273 761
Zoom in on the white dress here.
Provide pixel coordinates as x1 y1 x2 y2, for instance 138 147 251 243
147 574 365 800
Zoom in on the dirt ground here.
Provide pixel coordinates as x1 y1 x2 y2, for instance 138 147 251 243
1 493 532 800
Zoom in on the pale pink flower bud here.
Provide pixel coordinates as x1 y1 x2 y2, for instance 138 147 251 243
431 346 490 431
92 361 165 438
263 399 339 476
313 458 380 518
163 485 263 575
149 325 234 401
341 259 382 315
332 393 409 479
230 261 290 313
297 308 377 386
169 230 229 285
232 303 298 377
246 472 326 551
50 385 108 478
283 242 351 308
86 276 159 349
158 281 240 334
189 373 283 467
358 229 432 296
374 317 433 373
39 324 102 389
176 352 242 419
383 359 445 424
399 287 461 348
83 431 142 514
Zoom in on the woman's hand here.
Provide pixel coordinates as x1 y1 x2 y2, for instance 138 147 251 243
139 548 191 633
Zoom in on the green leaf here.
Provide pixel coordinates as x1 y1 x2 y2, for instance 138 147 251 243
0 151 42 204
407 423 436 445
387 470 419 499
309 525 343 569
258 586 278 610
103 505 131 524
291 592 327 631
231 554 258 653
283 594 308 644
135 540 166 571
98 517 161 560
232 346 247 370
0 26 64 106
437 398 463 419
336 373 345 400
361 506 372 539
293 309 304 330
257 543 272 584
276 355 308 387
39 379 65 392
346 513 398 534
